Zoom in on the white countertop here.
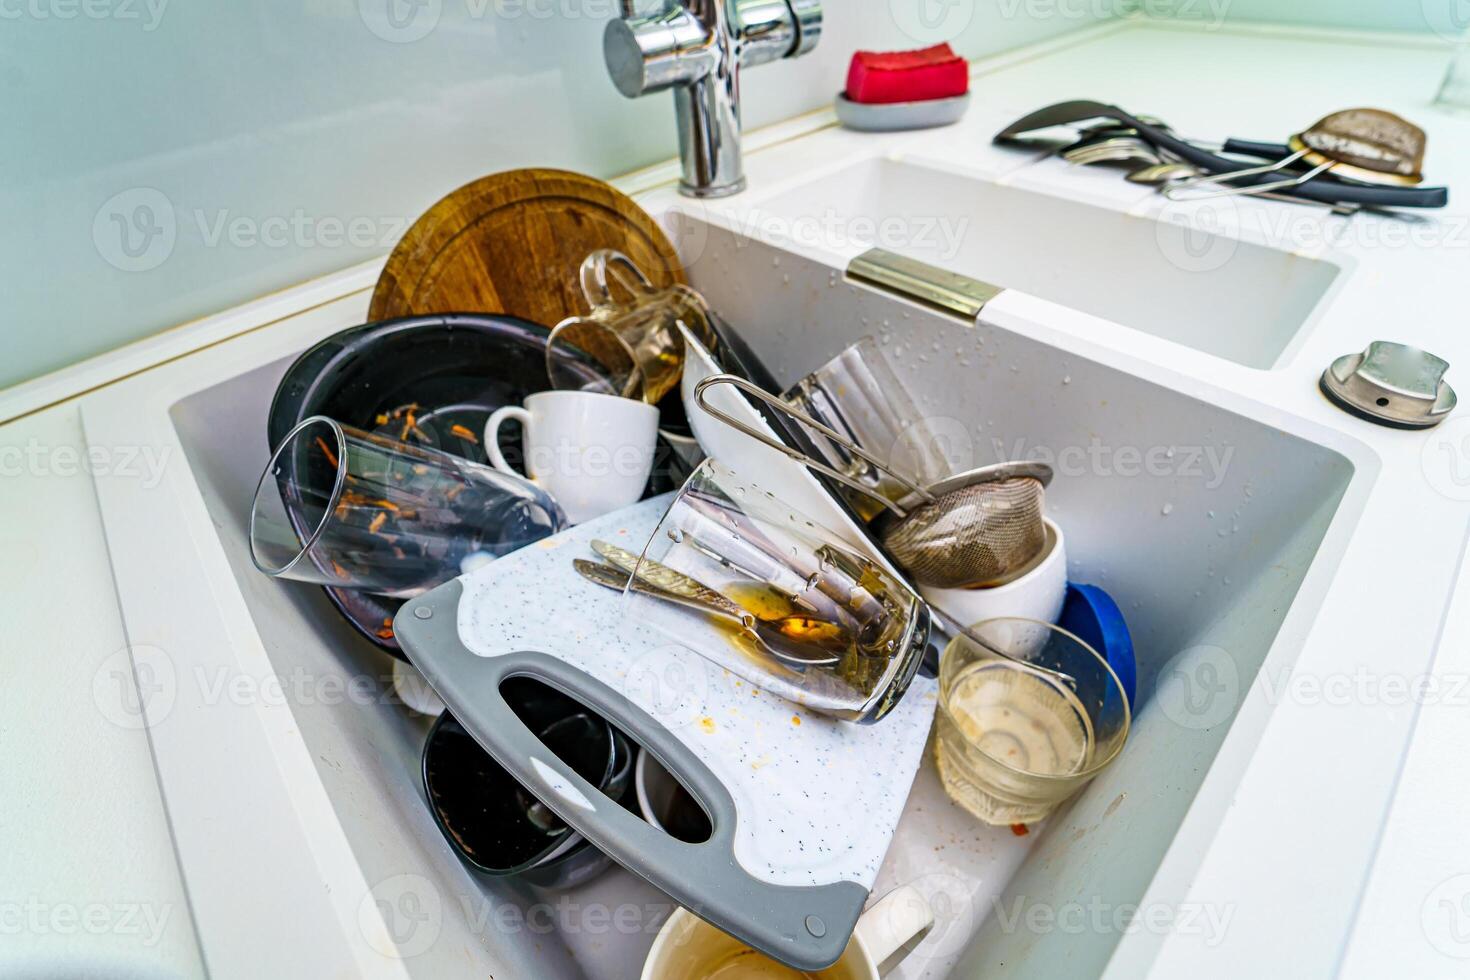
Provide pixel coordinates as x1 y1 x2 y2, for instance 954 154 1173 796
7 18 1470 978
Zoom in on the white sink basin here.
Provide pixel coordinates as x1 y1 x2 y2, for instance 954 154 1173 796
750 157 1345 369
76 206 1369 980
669 211 1365 979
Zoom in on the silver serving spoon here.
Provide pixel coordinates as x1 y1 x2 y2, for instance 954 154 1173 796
573 558 845 669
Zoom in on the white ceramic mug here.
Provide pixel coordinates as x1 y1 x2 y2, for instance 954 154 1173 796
485 390 659 525
920 519 1067 630
641 885 933 979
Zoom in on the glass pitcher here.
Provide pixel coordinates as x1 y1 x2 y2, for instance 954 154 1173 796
545 249 718 405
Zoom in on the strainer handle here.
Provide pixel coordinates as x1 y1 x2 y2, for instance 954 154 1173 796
693 374 936 516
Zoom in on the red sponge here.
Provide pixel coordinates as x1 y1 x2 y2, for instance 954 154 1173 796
845 43 968 105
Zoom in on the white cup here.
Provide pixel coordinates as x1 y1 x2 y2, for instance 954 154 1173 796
485 390 659 525
920 519 1067 629
641 885 932 979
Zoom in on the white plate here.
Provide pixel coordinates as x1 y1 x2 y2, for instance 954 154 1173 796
678 325 908 582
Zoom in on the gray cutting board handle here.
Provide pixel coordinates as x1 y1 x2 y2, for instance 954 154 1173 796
396 579 867 972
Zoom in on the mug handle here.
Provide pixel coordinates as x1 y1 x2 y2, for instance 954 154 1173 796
484 406 532 476
854 885 933 977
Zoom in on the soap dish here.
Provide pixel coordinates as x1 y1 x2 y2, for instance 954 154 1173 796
834 91 970 132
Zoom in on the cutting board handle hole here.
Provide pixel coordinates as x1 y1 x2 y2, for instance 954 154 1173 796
503 675 714 844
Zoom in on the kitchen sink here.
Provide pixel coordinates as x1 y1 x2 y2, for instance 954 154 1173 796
668 213 1365 978
744 156 1345 370
86 207 1368 978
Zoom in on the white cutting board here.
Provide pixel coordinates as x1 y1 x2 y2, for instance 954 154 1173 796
454 495 938 891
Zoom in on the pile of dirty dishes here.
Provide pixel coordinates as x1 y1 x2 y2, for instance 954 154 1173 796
249 250 706 602
248 249 717 890
687 333 1137 823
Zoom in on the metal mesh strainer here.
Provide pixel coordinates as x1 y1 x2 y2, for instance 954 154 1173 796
1296 108 1426 180
875 464 1050 589
693 374 1053 590
1165 105 1428 201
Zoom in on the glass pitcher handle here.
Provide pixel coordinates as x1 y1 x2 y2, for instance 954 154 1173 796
579 248 659 312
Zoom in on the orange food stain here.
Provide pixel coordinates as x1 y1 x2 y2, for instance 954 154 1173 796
1010 823 1029 837
791 715 802 726
698 717 716 734
313 437 338 469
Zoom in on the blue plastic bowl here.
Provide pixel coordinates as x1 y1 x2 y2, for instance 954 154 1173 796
1058 583 1136 707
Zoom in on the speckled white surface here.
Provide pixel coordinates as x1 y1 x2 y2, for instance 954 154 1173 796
456 494 938 891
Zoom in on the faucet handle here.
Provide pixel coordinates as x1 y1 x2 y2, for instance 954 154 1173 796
786 0 822 57
604 7 715 100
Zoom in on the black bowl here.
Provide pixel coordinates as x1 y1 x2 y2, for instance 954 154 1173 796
266 313 694 657
422 678 635 886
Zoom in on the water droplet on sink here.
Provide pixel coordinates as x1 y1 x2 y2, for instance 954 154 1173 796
668 528 684 543
1161 503 1173 515
1062 375 1072 385
1207 510 1215 519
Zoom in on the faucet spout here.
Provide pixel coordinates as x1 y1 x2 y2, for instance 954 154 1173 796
603 0 822 198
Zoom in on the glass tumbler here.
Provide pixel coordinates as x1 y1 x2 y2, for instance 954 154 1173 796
935 618 1130 825
250 416 567 597
545 249 717 405
783 336 955 520
626 459 931 723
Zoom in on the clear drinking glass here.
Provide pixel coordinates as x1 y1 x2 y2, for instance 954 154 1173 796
782 336 954 520
626 459 931 723
545 249 717 405
250 416 566 597
936 618 1130 824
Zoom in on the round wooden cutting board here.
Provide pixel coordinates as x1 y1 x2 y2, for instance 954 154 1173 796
369 168 686 325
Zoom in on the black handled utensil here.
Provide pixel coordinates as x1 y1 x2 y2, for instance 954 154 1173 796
995 100 1448 208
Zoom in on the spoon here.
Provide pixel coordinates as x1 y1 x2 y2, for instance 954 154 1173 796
573 558 846 669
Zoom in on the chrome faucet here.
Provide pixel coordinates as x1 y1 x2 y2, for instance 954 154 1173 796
603 0 822 198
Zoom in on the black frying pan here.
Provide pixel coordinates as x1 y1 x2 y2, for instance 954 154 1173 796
267 313 693 658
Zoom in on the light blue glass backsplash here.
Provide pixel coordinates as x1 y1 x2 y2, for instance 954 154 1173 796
1145 0 1467 36
1 0 1116 392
